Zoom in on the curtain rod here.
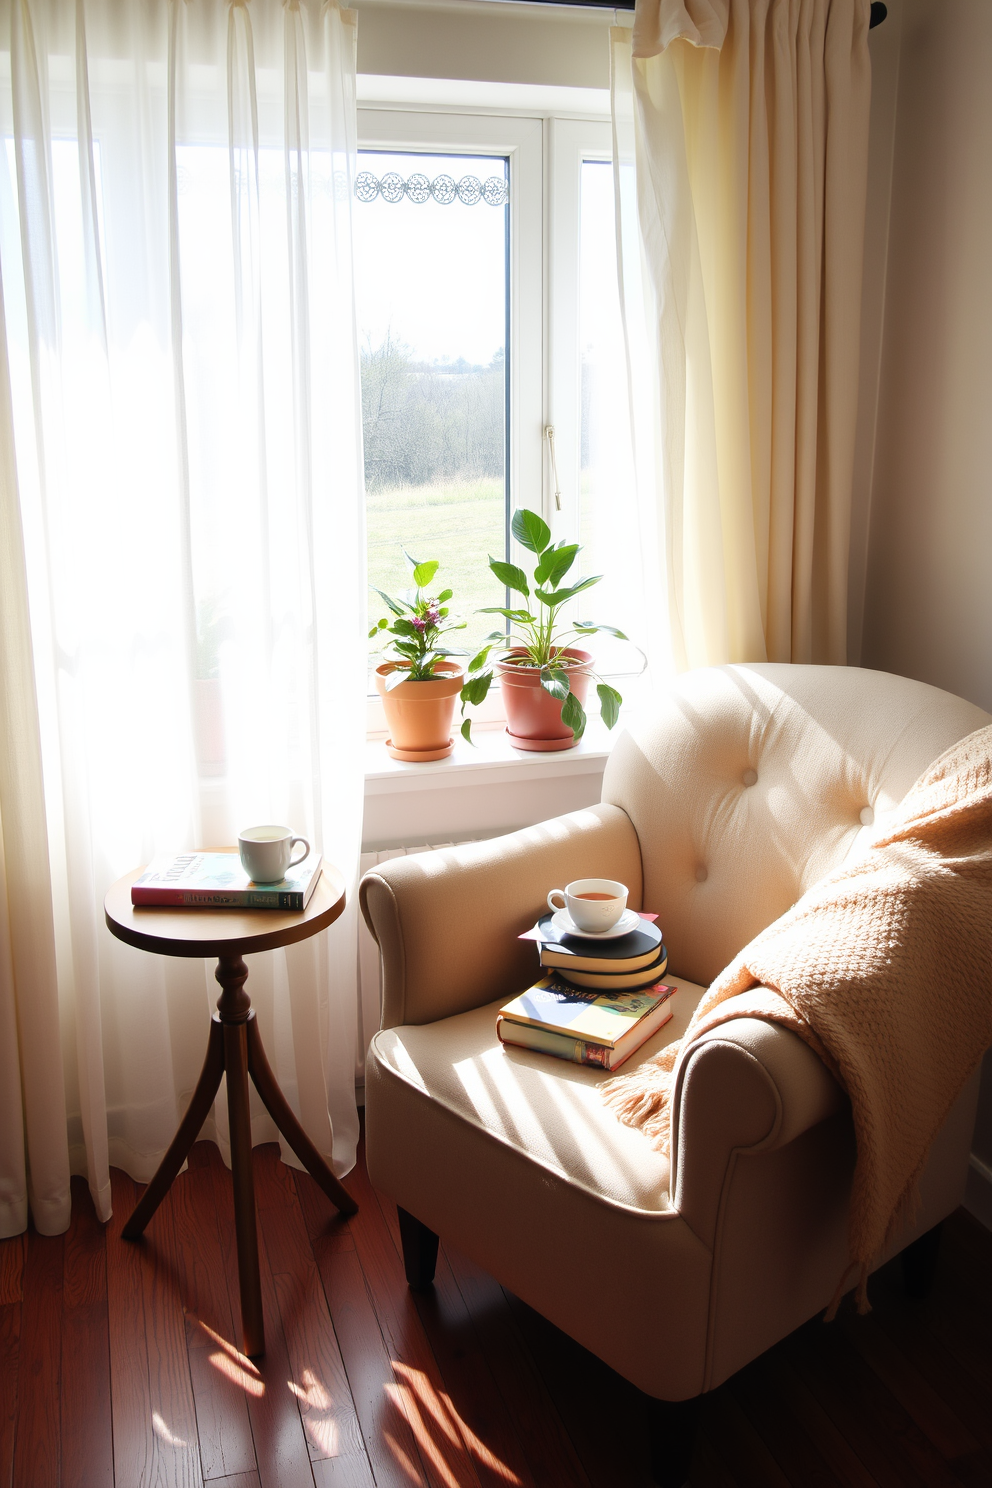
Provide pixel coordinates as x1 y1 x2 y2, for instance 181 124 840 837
495 0 888 22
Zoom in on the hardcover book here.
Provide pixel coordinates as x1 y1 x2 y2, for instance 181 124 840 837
497 976 676 1070
554 945 669 991
131 850 322 910
499 973 675 1046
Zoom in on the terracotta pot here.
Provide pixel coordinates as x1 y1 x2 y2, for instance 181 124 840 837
375 661 466 761
494 648 593 752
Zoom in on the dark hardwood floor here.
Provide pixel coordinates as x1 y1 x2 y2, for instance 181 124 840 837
1 1135 988 1488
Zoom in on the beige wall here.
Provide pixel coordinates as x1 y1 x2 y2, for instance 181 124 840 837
857 0 992 1221
858 0 992 712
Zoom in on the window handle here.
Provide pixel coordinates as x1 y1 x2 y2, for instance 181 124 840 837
544 425 562 512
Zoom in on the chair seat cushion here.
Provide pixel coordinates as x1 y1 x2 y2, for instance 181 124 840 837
368 975 708 1212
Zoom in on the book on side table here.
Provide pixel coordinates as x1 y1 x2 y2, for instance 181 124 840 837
131 849 323 910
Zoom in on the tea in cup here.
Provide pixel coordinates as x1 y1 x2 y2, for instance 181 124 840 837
238 826 310 884
547 877 628 933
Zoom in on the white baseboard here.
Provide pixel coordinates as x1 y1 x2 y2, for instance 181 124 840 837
964 1152 992 1229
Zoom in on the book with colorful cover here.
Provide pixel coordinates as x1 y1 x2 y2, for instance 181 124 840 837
499 972 675 1045
131 850 322 910
497 975 676 1070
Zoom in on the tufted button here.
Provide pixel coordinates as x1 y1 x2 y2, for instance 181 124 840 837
742 768 758 787
859 805 874 827
695 865 708 883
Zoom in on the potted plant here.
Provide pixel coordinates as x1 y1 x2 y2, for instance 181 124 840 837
370 556 467 761
459 509 627 751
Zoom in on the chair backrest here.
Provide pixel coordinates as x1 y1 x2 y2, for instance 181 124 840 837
601 664 991 987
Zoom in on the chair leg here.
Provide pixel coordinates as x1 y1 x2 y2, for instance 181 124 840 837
646 1395 700 1488
397 1206 439 1291
901 1222 942 1299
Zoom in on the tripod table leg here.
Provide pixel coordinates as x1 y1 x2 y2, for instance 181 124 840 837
246 1013 358 1218
224 1016 265 1358
122 1015 225 1240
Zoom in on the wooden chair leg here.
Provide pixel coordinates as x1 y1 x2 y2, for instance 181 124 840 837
122 1015 225 1239
245 1012 358 1218
901 1222 942 1299
397 1206 439 1291
646 1395 700 1488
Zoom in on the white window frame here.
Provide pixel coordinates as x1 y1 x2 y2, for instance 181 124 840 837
358 103 616 740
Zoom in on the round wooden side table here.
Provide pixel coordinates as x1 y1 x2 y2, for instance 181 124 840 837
105 862 358 1358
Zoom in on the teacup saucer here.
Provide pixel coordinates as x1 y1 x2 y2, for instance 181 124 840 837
551 908 640 940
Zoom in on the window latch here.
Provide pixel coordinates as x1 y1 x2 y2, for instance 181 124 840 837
544 425 562 513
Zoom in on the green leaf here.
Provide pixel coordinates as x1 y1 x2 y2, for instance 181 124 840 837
561 690 587 740
467 644 495 673
389 641 420 658
511 508 551 555
539 667 570 702
412 559 439 589
371 585 407 618
460 673 492 707
378 617 389 629
391 617 421 639
534 575 602 607
573 621 629 640
535 543 578 588
460 717 475 745
384 667 411 691
437 588 453 603
597 683 622 729
367 626 379 639
477 607 537 623
488 558 530 598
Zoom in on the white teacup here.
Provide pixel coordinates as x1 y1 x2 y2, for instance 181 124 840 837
547 877 628 933
238 826 310 884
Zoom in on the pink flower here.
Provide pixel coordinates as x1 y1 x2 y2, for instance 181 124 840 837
411 615 427 632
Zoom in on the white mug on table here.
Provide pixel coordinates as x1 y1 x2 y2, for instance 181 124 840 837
238 826 310 884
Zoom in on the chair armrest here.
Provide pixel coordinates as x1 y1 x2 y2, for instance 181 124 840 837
670 1015 846 1248
359 803 642 1028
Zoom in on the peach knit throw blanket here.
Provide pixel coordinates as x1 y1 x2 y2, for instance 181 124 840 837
603 725 992 1311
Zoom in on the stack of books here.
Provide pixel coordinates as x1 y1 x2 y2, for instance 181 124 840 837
497 911 675 1069
131 850 323 910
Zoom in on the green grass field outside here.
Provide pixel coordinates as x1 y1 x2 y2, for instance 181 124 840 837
366 475 508 662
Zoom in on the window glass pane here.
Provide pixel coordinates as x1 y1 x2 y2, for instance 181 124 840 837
354 151 508 662
578 159 642 690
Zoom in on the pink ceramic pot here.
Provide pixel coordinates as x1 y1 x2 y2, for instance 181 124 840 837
494 648 593 752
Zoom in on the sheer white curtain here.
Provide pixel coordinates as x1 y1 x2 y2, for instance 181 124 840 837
0 0 365 1238
612 0 871 674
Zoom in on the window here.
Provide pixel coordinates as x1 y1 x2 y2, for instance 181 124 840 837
358 107 640 729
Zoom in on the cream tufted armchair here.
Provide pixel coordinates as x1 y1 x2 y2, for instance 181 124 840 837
359 665 989 1487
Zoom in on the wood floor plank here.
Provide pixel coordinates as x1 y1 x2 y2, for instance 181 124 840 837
252 1146 365 1466
789 1317 963 1488
176 1145 258 1482
731 1356 846 1488
838 1308 987 1479
0 1304 20 1488
758 1347 881 1488
205 1473 262 1488
0 1236 25 1306
443 1244 590 1488
343 1156 487 1488
499 1286 648 1488
365 1182 539 1488
107 1167 204 1488
12 1229 63 1488
61 1177 113 1488
706 1389 793 1488
314 1236 430 1488
199 1142 316 1488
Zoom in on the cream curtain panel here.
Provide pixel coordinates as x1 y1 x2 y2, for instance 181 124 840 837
0 0 365 1237
612 0 871 672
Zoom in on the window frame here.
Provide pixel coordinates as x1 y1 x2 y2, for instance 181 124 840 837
357 103 616 739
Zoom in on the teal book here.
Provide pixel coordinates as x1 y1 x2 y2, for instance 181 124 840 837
131 850 322 910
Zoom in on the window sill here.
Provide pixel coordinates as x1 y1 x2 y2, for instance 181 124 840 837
364 714 621 795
